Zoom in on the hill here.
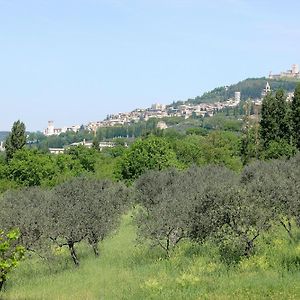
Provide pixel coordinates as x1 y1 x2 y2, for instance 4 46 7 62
0 132 9 141
171 77 300 107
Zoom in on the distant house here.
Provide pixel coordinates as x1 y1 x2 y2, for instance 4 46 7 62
49 148 65 154
157 121 168 130
69 139 93 148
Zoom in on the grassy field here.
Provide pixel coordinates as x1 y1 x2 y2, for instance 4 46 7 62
1 213 300 300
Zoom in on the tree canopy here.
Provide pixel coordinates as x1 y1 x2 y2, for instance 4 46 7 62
5 120 26 161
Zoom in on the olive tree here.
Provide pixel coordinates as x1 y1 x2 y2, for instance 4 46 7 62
241 158 300 242
82 179 130 256
135 168 191 255
49 177 130 265
134 166 237 256
0 187 51 254
135 165 273 261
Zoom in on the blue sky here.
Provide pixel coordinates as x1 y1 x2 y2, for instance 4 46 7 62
1 0 300 131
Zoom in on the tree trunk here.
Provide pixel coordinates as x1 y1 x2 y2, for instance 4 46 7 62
68 241 79 266
244 233 260 257
279 219 295 242
244 239 254 257
0 278 5 292
92 243 99 257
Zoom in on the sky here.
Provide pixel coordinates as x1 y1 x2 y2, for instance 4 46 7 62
1 0 300 131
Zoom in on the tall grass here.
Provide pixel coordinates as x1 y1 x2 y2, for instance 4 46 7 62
1 214 300 299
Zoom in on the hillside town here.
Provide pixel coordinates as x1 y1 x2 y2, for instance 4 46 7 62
41 64 299 137
86 92 241 133
43 63 300 137
1 81 281 155
43 92 241 136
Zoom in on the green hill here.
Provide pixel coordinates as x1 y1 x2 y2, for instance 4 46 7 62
171 77 300 107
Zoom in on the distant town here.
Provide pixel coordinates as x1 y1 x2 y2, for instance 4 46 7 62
43 92 242 137
43 64 299 137
1 63 298 155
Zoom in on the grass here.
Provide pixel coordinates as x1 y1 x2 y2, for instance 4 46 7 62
1 214 300 299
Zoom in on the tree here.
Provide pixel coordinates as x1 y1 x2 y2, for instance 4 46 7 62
48 177 130 265
199 131 243 171
92 137 100 151
135 169 191 255
6 149 59 186
241 158 300 242
171 135 205 167
240 126 261 165
0 228 25 291
260 90 290 146
116 135 180 182
135 165 272 261
183 166 262 262
5 120 26 161
65 145 98 172
82 179 130 256
0 187 52 253
260 92 277 145
291 83 300 149
262 139 296 160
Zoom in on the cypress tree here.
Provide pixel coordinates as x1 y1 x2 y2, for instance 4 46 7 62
291 83 300 149
260 89 290 146
5 120 26 161
274 89 290 141
260 92 277 146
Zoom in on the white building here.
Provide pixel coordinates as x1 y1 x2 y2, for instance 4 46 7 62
49 148 65 154
151 103 166 111
0 141 5 152
44 121 80 136
235 91 241 102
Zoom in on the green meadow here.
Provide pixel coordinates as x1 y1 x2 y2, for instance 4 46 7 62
2 213 300 300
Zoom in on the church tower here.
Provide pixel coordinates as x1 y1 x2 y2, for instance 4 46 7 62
261 82 271 98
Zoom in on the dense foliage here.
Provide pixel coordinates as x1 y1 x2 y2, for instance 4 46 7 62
0 178 130 269
134 155 300 262
0 229 25 291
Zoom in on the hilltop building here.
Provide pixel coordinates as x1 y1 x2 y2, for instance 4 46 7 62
44 121 80 136
44 121 60 136
269 64 300 79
